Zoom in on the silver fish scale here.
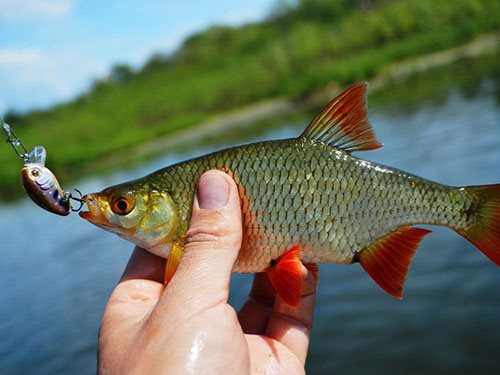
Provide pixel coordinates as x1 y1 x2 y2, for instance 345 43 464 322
156 138 474 273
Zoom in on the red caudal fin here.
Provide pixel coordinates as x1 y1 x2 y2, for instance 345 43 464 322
457 184 500 266
358 226 432 299
266 243 303 306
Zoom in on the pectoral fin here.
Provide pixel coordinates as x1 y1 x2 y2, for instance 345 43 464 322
358 226 431 299
164 241 184 285
265 243 303 307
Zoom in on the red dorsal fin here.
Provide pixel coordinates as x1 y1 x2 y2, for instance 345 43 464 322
266 243 303 306
358 226 432 299
164 241 184 285
301 83 382 152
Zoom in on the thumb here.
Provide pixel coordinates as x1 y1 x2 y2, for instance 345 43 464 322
160 170 243 313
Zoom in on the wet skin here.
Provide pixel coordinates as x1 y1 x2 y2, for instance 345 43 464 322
98 171 317 374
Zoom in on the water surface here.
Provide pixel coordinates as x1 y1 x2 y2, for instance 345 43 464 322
0 53 499 374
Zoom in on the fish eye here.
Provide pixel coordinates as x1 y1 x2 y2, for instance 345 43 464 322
111 196 135 215
30 168 40 178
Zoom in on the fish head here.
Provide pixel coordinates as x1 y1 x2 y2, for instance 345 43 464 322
79 183 178 258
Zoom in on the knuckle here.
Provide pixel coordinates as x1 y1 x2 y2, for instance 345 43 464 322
185 216 224 242
185 211 240 245
184 227 220 246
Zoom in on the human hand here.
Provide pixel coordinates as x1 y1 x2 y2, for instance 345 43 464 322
98 170 317 374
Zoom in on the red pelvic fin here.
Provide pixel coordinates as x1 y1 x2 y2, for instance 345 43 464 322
164 241 184 285
457 184 500 266
358 226 432 299
266 243 303 307
300 83 383 152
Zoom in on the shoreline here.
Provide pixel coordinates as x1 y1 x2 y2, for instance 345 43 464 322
88 33 499 173
2 32 499 201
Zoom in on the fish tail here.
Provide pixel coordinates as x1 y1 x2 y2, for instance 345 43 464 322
456 184 500 266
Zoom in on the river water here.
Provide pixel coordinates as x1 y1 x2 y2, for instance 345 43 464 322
0 53 499 374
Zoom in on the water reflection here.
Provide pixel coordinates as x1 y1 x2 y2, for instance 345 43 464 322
0 54 499 374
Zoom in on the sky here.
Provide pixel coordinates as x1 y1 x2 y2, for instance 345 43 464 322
0 0 276 114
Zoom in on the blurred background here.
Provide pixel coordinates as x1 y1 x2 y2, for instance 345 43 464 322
1 1 499 373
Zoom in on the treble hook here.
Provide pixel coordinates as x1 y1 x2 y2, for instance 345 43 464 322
4 119 88 216
64 188 85 212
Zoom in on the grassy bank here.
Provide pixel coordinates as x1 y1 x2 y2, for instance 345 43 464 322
2 0 500 199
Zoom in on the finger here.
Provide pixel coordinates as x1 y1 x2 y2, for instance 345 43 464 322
100 248 166 345
238 273 276 334
120 246 166 283
245 335 304 374
265 264 317 365
107 247 165 315
157 170 242 316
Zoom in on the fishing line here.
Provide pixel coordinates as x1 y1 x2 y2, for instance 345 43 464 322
1 117 85 214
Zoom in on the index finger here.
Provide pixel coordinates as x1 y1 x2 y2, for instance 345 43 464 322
100 247 166 340
100 248 166 353
106 247 165 309
120 246 165 283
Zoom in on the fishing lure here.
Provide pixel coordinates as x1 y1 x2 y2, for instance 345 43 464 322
21 146 74 215
2 120 83 215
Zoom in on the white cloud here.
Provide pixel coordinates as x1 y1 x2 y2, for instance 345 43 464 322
0 1 274 112
0 47 106 113
0 0 75 21
0 48 45 65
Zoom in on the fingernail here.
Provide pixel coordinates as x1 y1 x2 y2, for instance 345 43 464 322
197 172 230 209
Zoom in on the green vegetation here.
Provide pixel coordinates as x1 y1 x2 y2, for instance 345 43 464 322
2 0 499 198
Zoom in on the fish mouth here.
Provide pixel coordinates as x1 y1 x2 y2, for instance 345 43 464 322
79 194 98 220
79 194 114 228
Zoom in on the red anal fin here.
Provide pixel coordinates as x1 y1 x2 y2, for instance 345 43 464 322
164 241 184 285
300 83 382 152
304 263 319 283
358 226 432 299
266 243 303 307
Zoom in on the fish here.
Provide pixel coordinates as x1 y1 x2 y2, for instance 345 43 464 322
79 83 500 306
21 146 71 216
